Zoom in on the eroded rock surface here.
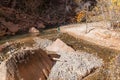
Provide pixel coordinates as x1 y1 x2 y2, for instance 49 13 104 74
48 51 103 80
33 37 53 50
109 54 120 80
0 47 53 80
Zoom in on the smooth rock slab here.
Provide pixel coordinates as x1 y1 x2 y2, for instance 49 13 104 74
48 51 103 80
46 38 75 54
61 21 120 51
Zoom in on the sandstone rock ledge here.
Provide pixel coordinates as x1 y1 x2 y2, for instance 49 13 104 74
0 48 53 80
61 21 120 51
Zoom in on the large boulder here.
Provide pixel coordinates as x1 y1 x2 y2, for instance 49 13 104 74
46 38 75 54
29 27 40 33
48 51 103 80
29 27 40 36
0 48 53 80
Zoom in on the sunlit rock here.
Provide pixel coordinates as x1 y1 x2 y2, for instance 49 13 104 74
46 38 75 54
48 51 103 80
29 27 39 33
29 27 40 36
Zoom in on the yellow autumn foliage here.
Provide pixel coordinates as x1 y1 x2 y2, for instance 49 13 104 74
111 0 120 7
75 0 120 23
75 11 85 22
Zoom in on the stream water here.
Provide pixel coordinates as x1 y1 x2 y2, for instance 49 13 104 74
0 28 120 80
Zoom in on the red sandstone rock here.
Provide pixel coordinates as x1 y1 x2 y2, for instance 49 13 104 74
37 22 45 29
0 45 4 52
5 22 19 33
29 27 40 33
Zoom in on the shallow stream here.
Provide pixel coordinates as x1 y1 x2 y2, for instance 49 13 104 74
0 28 120 80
